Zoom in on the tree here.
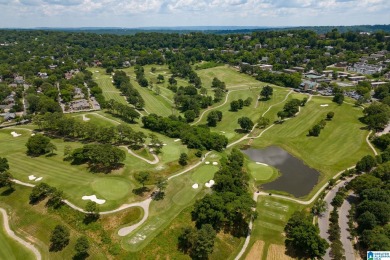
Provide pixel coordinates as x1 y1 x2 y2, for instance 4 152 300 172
45 142 57 155
50 225 70 252
326 111 335 120
308 124 322 136
178 224 217 259
135 172 150 187
29 182 54 204
169 76 177 86
243 97 253 106
333 93 344 105
47 189 64 208
301 97 308 106
260 85 273 100
238 117 254 132
357 211 378 232
230 100 240 111
356 155 377 172
0 172 13 189
207 110 222 127
156 177 167 192
311 200 327 216
26 134 51 156
84 201 99 223
184 110 196 123
257 117 270 128
157 74 164 83
0 157 9 173
285 211 329 259
179 153 188 166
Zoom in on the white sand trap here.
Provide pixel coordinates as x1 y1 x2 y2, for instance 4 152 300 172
31 133 35 136
163 143 167 146
174 139 181 142
11 131 21 137
82 115 90 121
82 195 106 205
205 161 210 165
95 71 99 72
220 131 226 134
111 81 114 83
192 183 199 189
28 175 36 180
35 177 43 182
320 104 329 107
110 76 112 78
212 162 218 165
205 180 215 188
256 162 268 166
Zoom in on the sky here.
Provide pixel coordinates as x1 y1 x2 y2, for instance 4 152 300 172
0 0 389 28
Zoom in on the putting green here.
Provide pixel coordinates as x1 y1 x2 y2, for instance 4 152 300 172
247 162 275 181
91 178 131 200
190 165 218 183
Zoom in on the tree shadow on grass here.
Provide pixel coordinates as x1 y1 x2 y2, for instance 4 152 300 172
132 187 150 196
0 187 15 196
73 253 89 260
45 153 57 158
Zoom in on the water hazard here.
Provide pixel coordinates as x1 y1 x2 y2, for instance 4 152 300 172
242 146 319 197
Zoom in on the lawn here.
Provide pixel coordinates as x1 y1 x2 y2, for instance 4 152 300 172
0 212 35 260
195 87 291 142
120 163 220 252
249 95 373 199
242 196 304 260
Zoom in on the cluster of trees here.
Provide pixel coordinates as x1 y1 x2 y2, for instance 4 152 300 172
142 113 228 151
230 97 252 111
169 59 202 88
69 144 126 172
106 99 140 123
34 112 146 148
206 110 223 127
0 157 13 190
361 102 390 131
29 182 64 208
277 98 304 120
25 134 57 156
260 85 273 100
308 112 333 137
50 225 90 256
284 211 329 259
346 163 390 251
134 65 149 88
179 149 255 258
173 85 213 122
112 70 144 109
211 77 227 102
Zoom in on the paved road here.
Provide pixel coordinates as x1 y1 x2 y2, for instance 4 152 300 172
0 208 42 260
318 176 356 260
339 193 357 260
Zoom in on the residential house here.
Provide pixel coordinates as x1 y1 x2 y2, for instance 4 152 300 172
348 62 383 75
371 82 388 88
300 81 319 92
48 64 57 70
37 72 48 79
14 76 24 84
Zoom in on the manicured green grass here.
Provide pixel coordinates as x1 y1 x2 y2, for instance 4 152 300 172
247 162 276 181
190 165 218 183
197 65 264 89
250 95 373 198
195 87 291 142
120 163 219 252
0 213 35 260
242 197 304 259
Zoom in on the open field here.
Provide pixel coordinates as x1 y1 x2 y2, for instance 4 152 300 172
245 240 265 260
250 95 373 198
0 212 35 260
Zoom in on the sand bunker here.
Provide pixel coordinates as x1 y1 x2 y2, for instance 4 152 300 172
95 71 99 73
162 143 167 146
174 139 181 142
205 161 210 165
31 133 35 136
82 195 106 205
11 131 21 137
212 162 218 165
320 104 329 107
256 162 269 166
82 115 90 121
220 131 226 134
35 177 43 182
192 183 199 189
205 180 215 188
28 175 36 180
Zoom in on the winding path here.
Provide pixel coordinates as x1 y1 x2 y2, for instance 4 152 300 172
120 146 160 165
0 208 42 260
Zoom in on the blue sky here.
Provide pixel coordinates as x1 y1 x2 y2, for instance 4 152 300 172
0 0 389 28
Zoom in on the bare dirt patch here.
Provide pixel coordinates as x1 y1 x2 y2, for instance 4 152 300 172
245 240 265 260
267 244 294 260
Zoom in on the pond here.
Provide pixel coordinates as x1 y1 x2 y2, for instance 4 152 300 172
242 146 319 197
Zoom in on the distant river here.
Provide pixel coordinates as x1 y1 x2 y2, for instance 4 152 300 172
242 146 319 197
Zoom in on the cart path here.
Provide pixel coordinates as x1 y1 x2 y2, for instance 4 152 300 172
120 146 159 164
0 208 42 260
